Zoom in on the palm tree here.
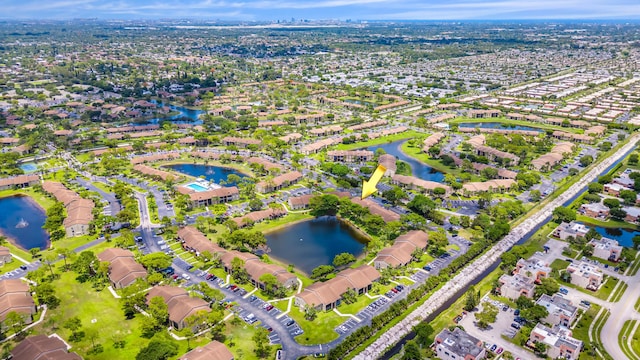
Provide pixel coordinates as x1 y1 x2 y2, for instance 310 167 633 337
56 247 75 271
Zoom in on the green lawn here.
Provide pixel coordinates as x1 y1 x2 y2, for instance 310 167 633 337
289 306 342 345
632 321 640 359
558 276 620 301
0 188 56 211
592 308 614 360
224 320 280 360
337 294 376 315
50 234 101 252
550 259 571 273
570 303 614 359
446 244 460 251
32 272 153 359
619 320 640 360
610 281 628 302
572 304 599 340
414 253 435 268
253 212 314 234
628 255 640 276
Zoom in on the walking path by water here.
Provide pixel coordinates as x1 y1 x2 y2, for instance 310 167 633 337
354 133 640 359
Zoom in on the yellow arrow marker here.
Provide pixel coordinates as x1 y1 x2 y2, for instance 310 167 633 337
362 164 386 200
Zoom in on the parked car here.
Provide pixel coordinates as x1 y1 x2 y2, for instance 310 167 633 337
559 287 569 295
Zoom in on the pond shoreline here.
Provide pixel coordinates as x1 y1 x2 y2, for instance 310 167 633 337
0 194 51 251
265 215 371 275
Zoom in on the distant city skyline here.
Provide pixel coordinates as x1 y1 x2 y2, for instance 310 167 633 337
3 0 640 21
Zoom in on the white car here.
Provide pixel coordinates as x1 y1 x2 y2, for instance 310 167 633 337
182 273 191 281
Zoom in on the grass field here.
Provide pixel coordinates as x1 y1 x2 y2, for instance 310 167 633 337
290 306 342 345
33 271 153 359
224 320 280 360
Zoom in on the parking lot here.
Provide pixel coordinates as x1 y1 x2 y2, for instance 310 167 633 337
458 298 534 360
550 146 597 183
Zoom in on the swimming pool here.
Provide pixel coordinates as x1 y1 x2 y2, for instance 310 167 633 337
186 183 209 192
19 163 38 172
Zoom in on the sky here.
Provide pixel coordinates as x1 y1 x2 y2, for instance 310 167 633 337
3 0 640 21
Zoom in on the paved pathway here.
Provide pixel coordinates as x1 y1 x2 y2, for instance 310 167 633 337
354 134 640 359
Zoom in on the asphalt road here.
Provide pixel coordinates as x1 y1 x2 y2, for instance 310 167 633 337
73 177 121 216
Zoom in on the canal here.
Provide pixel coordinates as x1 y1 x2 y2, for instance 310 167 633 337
379 142 635 358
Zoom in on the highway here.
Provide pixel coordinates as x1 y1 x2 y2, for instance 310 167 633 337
353 133 640 359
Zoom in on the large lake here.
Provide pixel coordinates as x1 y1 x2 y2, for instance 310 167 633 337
0 196 49 250
368 140 445 183
165 163 248 185
265 217 368 275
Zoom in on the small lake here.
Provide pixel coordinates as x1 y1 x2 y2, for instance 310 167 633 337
584 223 639 247
368 140 445 183
265 217 368 275
165 164 248 185
0 196 49 250
135 101 205 125
342 98 378 107
458 122 543 132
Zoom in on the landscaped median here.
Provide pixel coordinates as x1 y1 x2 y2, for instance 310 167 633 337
619 319 640 360
570 303 614 360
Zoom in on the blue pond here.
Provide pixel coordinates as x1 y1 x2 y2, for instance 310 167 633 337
342 98 377 107
587 224 639 248
458 122 542 132
134 101 206 125
266 217 368 275
368 140 445 183
0 196 49 250
165 164 248 185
